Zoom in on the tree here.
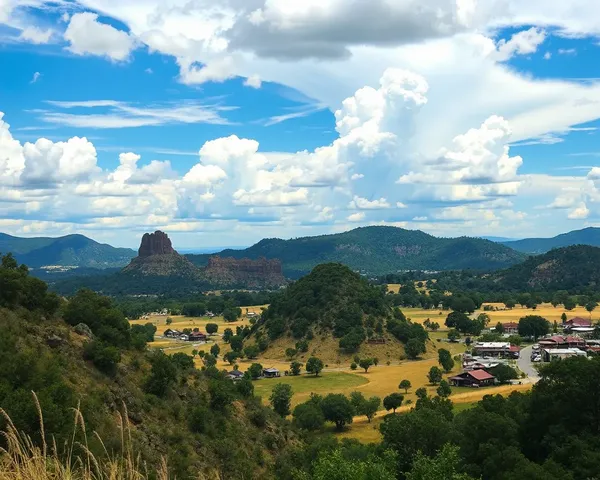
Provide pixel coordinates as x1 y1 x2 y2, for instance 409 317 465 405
223 306 242 322
495 322 505 334
293 401 325 431
320 394 354 430
586 301 598 316
407 444 476 480
518 315 550 340
505 299 516 309
350 362 357 370
306 357 324 376
447 329 460 342
210 343 220 358
285 348 297 360
561 312 568 323
144 351 176 397
307 449 397 480
270 383 293 417
244 345 260 359
507 334 522 346
350 391 366 411
206 323 218 335
166 317 172 325
203 353 217 368
359 358 374 373
230 335 244 352
296 339 309 352
405 338 426 359
191 349 198 358
362 396 381 423
563 297 577 311
437 349 454 373
383 393 404 412
436 379 452 398
428 366 443 385
489 364 519 384
415 387 428 399
223 351 240 365
339 329 365 353
247 363 263 379
290 361 302 376
450 296 476 313
399 379 412 393
222 328 233 343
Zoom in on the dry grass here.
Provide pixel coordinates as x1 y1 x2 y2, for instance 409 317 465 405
0 393 170 480
478 303 598 324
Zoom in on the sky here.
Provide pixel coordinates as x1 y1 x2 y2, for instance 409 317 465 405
1 1 600 249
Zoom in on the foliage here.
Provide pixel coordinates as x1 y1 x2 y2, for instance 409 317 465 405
383 393 404 412
230 335 244 352
339 329 366 353
294 448 397 480
222 327 233 343
320 394 354 430
405 338 426 359
83 340 121 376
244 344 260 359
286 348 297 359
205 323 218 334
406 444 476 480
436 380 452 398
270 383 293 417
518 315 550 339
438 348 454 373
292 401 325 431
358 358 374 373
248 363 263 379
223 351 240 365
427 366 443 385
210 343 220 358
399 379 411 393
445 311 482 335
306 357 324 376
290 361 303 376
144 351 177 397
489 364 519 384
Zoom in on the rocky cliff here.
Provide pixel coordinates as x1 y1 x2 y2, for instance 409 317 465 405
202 256 286 288
138 231 176 257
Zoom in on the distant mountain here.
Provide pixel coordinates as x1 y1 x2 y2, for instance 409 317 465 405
494 245 600 291
480 236 520 243
0 233 135 269
502 227 600 254
187 226 526 277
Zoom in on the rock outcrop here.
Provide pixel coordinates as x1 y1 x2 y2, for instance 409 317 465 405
138 231 176 257
202 256 285 288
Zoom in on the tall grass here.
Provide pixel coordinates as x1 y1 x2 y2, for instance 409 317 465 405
0 392 169 480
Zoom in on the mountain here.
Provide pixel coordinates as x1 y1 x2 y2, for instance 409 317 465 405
502 227 600 254
187 226 526 277
494 245 600 291
0 232 135 269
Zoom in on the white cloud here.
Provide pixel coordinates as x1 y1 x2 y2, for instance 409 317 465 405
558 48 577 55
244 74 262 88
348 195 391 209
30 72 41 84
543 51 551 60
64 12 137 61
494 27 546 61
396 202 407 208
351 173 364 180
568 203 590 219
19 26 53 44
347 212 365 222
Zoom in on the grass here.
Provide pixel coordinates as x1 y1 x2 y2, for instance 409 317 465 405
0 393 169 480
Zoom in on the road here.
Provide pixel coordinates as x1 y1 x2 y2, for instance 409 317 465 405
518 344 540 383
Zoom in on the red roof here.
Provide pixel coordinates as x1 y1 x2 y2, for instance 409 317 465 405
468 369 495 381
504 322 519 328
565 336 585 343
567 317 592 327
509 345 521 352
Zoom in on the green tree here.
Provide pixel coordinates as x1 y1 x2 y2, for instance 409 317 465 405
561 312 568 323
302 449 397 480
438 349 454 373
407 444 476 480
359 358 374 373
247 363 263 379
206 323 218 335
447 329 460 342
244 344 260 359
495 322 505 334
320 394 354 430
203 353 217 368
293 401 325 431
210 343 220 358
399 379 412 393
306 357 324 376
290 361 303 376
383 393 404 412
230 335 244 352
285 348 297 360
563 297 576 311
518 315 550 340
296 340 309 352
270 383 293 417
362 396 381 423
223 306 242 322
166 317 172 325
427 366 443 385
222 328 233 343
405 338 426 359
586 301 598 316
144 351 177 397
436 379 452 398
83 341 121 376
223 351 240 365
507 334 522 346
489 364 519 384
350 362 357 370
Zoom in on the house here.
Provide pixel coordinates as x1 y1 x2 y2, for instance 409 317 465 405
227 370 245 381
538 335 586 349
163 329 182 338
179 334 189 341
206 311 216 318
565 317 592 328
503 322 519 334
542 348 587 362
472 342 520 358
188 332 207 342
449 369 496 387
263 368 281 378
246 312 257 317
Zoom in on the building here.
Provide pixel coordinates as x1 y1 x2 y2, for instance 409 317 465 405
472 342 520 358
538 335 586 349
449 369 496 387
542 348 587 362
163 329 182 338
263 368 281 378
227 370 245 381
502 322 519 334
188 332 207 342
565 317 592 328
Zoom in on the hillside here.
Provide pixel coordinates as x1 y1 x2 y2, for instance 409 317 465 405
0 232 135 269
253 263 430 360
502 227 600 254
0 253 294 479
494 245 600 291
187 226 526 277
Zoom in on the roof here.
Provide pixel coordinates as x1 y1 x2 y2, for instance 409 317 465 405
474 342 510 349
228 370 244 377
468 369 495 381
503 322 519 328
263 368 279 373
509 345 521 352
544 348 586 355
567 317 592 326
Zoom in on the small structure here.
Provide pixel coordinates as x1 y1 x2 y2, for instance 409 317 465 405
565 317 592 328
179 334 189 341
163 329 182 338
538 335 586 349
503 322 519 334
543 348 587 362
188 332 207 342
227 370 245 381
246 311 257 317
367 338 386 344
263 368 281 378
449 369 496 387
472 342 520 358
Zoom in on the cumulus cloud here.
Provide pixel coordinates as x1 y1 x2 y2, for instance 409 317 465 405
19 26 53 44
64 12 137 61
348 196 391 209
494 27 546 61
347 212 366 222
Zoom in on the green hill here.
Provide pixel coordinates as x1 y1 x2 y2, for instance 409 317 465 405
502 227 600 254
494 245 600 291
0 232 135 269
187 226 525 277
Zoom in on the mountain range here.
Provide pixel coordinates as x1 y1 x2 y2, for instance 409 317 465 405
5 226 600 279
0 233 135 269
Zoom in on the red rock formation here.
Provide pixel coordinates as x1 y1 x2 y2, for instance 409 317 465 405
203 256 285 287
138 231 175 257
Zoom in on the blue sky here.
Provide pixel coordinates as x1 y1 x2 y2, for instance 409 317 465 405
1 1 600 249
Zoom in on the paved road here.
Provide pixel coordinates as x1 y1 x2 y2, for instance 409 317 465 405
518 344 540 383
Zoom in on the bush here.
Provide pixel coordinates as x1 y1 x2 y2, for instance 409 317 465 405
248 363 263 379
293 402 325 431
83 341 121 376
206 323 218 335
350 362 357 370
